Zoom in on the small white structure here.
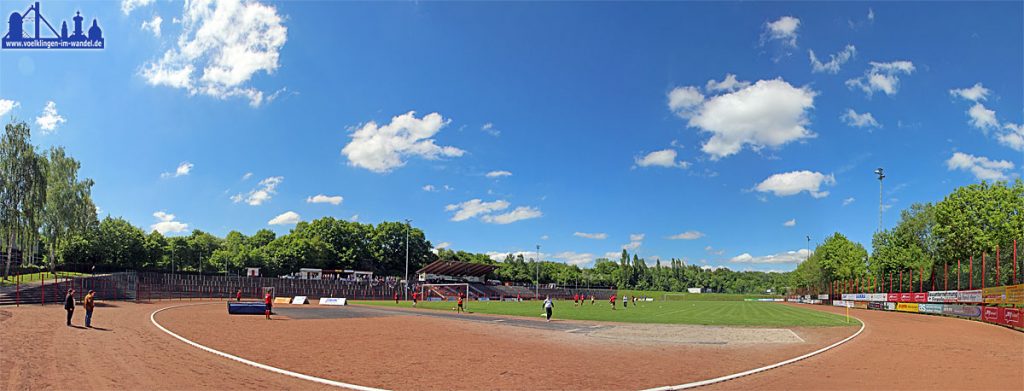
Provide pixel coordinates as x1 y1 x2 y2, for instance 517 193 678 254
246 267 261 277
687 287 702 294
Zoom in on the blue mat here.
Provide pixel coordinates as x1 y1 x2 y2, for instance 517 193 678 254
228 301 269 315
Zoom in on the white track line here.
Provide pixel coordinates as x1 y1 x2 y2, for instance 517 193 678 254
150 303 386 391
642 317 866 391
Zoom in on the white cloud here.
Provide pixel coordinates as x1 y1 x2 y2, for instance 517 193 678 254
150 211 189 234
268 211 301 225
730 249 810 264
950 83 990 102
783 219 796 227
809 44 856 74
233 176 283 206
846 61 915 97
481 122 500 136
842 197 856 206
141 15 163 37
486 170 512 178
0 99 19 117
667 86 704 117
755 170 836 198
161 161 193 178
967 103 999 130
481 206 542 224
540 235 549 241
668 231 704 240
242 172 253 180
841 109 881 128
868 8 875 21
675 79 816 159
704 246 725 256
341 111 463 173
634 149 689 169
946 152 1015 182
574 232 607 240
609 233 646 256
553 251 594 266
306 194 343 205
422 185 436 192
763 16 800 47
349 214 359 222
705 74 750 93
140 0 288 107
446 199 510 222
435 242 451 249
997 123 1024 152
487 250 548 262
121 0 154 15
35 101 66 133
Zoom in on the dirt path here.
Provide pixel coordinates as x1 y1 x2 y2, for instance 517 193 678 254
703 304 1024 391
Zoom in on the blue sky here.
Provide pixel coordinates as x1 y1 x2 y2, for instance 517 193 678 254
1 1 1021 272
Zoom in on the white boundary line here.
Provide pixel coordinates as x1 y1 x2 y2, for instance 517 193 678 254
150 302 386 391
642 317 866 391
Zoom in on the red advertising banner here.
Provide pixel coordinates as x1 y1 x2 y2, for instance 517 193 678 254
1002 308 1023 328
913 292 929 303
982 306 1004 324
887 293 901 302
900 292 914 302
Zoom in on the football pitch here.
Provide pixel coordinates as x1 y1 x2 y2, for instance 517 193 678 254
353 299 857 327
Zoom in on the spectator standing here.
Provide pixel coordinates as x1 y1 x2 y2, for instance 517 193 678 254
543 296 554 321
264 292 272 320
84 290 96 328
64 289 76 326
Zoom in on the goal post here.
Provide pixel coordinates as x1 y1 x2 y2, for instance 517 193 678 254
420 283 471 309
662 293 690 301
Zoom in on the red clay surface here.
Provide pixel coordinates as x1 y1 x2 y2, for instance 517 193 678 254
1 300 1020 390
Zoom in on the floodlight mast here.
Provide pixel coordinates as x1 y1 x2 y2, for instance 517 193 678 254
875 168 885 233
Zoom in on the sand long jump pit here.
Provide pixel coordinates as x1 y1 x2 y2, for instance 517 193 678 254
153 302 858 390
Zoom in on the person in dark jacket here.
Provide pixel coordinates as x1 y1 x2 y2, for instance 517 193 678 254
64 289 76 326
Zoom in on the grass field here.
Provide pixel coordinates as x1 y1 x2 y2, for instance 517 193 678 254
617 290 781 302
0 272 88 287
353 299 856 327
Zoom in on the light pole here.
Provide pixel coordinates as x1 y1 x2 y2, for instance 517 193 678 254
875 167 885 232
806 235 811 262
404 219 411 301
536 244 541 299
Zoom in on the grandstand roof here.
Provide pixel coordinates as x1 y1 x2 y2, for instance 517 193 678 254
417 260 497 277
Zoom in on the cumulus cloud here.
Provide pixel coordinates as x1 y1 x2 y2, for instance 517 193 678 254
783 219 796 227
161 161 193 178
842 197 856 206
668 231 705 240
121 0 154 15
705 246 725 256
446 199 510 222
997 123 1024 152
341 111 463 173
150 211 189 234
434 242 451 250
481 206 543 224
705 74 750 93
841 109 881 128
634 149 689 169
967 103 998 130
667 86 704 117
763 16 800 47
946 152 1015 182
141 15 163 37
481 122 500 136
671 79 816 159
422 185 436 192
268 211 300 225
241 172 253 180
487 250 548 262
232 176 283 206
306 194 343 205
755 170 836 198
809 45 856 74
574 232 608 240
0 99 19 117
553 251 594 266
35 101 66 133
846 61 915 97
486 170 512 178
950 83 990 102
730 249 810 264
140 0 288 107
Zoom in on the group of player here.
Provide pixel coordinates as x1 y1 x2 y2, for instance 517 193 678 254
571 293 595 306
607 294 644 310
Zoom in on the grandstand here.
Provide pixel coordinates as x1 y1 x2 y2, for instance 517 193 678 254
416 260 616 300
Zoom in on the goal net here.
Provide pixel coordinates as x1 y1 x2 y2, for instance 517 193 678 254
420 283 471 307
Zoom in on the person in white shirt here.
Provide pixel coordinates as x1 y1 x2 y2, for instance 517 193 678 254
543 296 554 321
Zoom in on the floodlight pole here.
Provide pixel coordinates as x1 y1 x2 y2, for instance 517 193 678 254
536 244 541 299
875 168 885 233
404 219 411 301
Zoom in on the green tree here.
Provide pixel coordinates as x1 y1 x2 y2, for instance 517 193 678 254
1 122 47 278
97 217 146 269
40 146 97 271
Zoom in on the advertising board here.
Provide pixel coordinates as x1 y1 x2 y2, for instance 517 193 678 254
291 296 308 304
941 304 982 318
896 303 919 313
1002 308 1023 328
927 291 957 303
841 294 855 301
982 306 1004 324
869 293 888 302
957 290 983 303
817 294 829 300
318 297 347 306
887 293 901 302
918 304 943 314
1007 284 1024 305
900 293 914 302
853 301 869 309
982 286 1006 304
867 302 885 310
913 292 929 303
832 300 850 307
884 302 897 311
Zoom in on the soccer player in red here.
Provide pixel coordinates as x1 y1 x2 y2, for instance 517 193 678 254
573 293 579 307
394 292 399 304
456 295 464 313
412 291 418 307
264 292 272 320
609 294 616 310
